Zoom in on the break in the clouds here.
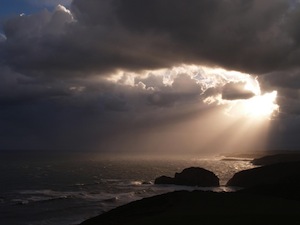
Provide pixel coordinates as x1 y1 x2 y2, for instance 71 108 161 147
1 0 300 151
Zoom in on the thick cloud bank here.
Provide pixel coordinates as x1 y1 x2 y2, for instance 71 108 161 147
2 0 300 76
1 1 300 151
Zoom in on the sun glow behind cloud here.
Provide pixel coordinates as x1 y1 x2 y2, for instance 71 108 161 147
221 82 279 119
105 64 279 154
236 91 279 118
198 67 279 120
108 64 279 119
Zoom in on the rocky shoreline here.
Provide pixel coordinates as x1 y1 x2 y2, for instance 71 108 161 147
80 154 300 225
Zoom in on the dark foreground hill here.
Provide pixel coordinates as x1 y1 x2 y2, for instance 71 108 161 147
80 190 300 225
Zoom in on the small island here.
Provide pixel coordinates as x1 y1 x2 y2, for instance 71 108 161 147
154 167 220 187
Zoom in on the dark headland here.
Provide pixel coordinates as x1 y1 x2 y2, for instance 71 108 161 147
80 153 300 225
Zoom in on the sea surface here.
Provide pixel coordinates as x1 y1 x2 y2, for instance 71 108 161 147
0 152 255 225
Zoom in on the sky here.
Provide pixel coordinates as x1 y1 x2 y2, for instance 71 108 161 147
1 0 300 154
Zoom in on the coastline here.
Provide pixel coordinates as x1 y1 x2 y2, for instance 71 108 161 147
79 153 300 225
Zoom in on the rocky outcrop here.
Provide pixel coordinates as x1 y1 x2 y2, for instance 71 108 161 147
154 175 174 184
227 161 300 188
154 167 219 187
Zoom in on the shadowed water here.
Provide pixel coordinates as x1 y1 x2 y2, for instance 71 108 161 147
0 152 254 225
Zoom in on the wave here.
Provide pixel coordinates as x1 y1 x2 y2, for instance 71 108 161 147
12 195 68 205
70 181 101 187
13 188 138 206
117 180 153 187
11 176 238 207
12 190 73 205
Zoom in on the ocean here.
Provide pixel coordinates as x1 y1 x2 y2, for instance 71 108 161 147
0 152 255 225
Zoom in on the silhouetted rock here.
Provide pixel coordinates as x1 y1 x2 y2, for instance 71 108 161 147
154 167 219 187
227 161 300 188
174 167 219 186
154 175 174 184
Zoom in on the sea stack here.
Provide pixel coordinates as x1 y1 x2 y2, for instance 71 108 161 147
155 167 220 187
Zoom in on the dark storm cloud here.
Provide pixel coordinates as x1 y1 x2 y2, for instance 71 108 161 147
0 67 207 150
64 0 300 73
145 74 201 106
259 69 300 116
114 0 300 73
261 70 300 90
2 0 300 151
72 0 297 74
222 82 255 100
2 0 300 78
0 66 70 106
